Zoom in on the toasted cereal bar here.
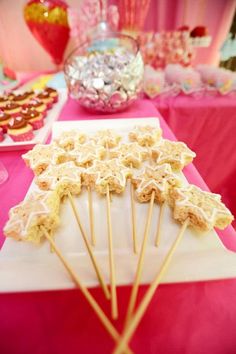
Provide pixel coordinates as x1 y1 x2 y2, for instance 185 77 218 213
168 185 234 231
83 158 131 194
4 190 60 243
35 161 82 197
132 164 181 203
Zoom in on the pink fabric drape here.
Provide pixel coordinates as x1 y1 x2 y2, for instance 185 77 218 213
143 0 236 66
112 0 236 66
0 0 235 70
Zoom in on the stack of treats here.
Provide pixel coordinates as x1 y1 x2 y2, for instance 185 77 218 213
0 87 58 142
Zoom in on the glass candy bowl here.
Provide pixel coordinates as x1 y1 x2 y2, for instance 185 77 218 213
64 33 144 113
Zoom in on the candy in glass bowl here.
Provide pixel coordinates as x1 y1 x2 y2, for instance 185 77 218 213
64 33 144 113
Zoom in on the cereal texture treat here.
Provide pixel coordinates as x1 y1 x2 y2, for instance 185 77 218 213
132 164 181 203
129 125 162 146
54 130 86 151
110 142 148 168
35 161 82 197
169 185 234 231
83 158 131 194
69 142 106 166
4 191 60 243
91 129 121 148
22 143 67 175
152 139 196 171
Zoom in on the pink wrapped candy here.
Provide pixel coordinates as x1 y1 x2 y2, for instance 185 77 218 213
165 64 202 94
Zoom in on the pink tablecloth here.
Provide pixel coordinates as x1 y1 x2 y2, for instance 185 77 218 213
0 99 236 354
152 94 236 228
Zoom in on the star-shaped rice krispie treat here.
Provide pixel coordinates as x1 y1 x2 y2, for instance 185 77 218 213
68 142 106 166
152 139 196 171
35 161 82 198
129 125 162 147
110 142 149 168
83 158 131 194
132 163 181 203
91 129 121 148
54 130 86 151
22 143 67 175
169 185 234 231
4 191 60 243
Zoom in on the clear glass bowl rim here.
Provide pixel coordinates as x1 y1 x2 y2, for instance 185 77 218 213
63 32 140 78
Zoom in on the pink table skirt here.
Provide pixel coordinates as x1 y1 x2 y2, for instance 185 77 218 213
0 99 236 354
152 94 236 228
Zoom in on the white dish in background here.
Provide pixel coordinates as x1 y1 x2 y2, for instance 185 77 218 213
0 117 235 293
0 89 68 151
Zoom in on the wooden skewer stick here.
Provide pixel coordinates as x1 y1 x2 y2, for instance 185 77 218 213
124 190 155 327
87 185 95 246
130 163 137 254
49 230 54 253
105 143 113 201
41 226 133 354
86 163 95 246
113 219 189 354
106 184 118 320
68 192 110 300
155 202 165 247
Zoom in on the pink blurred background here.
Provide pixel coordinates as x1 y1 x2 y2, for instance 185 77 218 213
0 0 235 71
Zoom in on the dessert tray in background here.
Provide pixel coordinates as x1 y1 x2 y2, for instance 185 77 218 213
0 117 236 293
0 89 67 151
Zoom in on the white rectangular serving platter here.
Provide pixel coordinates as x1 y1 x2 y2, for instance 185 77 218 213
0 117 236 293
0 89 68 151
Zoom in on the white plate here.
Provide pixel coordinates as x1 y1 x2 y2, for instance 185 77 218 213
0 118 236 293
0 89 68 151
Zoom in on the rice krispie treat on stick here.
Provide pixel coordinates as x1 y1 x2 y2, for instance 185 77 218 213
133 162 181 245
169 185 234 231
125 164 181 325
34 161 109 298
83 158 131 319
133 164 181 204
129 124 162 147
30 142 109 296
69 142 106 167
83 158 131 195
22 143 67 175
54 130 86 151
110 142 148 254
35 161 82 198
152 139 196 171
19 151 109 298
4 190 60 243
91 129 121 149
68 142 106 248
132 164 181 250
110 142 148 168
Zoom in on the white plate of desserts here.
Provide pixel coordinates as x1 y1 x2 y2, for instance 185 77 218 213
0 117 236 293
0 89 68 151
